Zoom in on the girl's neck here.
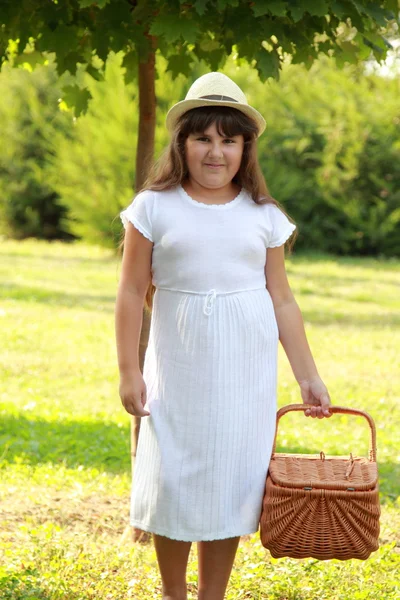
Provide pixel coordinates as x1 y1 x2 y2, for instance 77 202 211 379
183 179 241 203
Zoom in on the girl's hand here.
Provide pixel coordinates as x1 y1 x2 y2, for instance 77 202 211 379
119 370 150 417
298 376 332 419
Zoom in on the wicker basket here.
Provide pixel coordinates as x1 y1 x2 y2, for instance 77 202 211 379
259 404 381 561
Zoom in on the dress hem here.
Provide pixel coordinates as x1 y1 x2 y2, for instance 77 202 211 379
120 212 153 242
268 223 296 248
129 520 260 542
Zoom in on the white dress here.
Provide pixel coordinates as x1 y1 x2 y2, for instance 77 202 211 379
120 184 296 542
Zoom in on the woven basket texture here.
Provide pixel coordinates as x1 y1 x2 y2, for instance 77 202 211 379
259 404 381 561
269 454 378 491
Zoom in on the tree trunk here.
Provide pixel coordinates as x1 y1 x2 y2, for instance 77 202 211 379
136 54 156 190
131 46 156 543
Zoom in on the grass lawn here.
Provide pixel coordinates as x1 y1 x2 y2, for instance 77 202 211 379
0 238 399 599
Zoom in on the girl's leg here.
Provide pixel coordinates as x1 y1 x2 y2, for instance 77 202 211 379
197 536 240 600
153 533 192 600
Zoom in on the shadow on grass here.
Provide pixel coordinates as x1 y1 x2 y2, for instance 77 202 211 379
0 413 131 474
0 249 118 264
0 414 398 504
300 309 400 327
289 271 400 289
290 251 400 269
1 281 399 326
0 283 115 311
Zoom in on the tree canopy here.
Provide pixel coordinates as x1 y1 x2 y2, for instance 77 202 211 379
1 0 399 112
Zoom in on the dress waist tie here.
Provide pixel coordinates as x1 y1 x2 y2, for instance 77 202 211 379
156 286 266 317
203 289 217 316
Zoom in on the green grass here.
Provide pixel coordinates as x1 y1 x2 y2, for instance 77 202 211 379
0 238 399 599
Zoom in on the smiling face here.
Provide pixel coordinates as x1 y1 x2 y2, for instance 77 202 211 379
184 122 245 196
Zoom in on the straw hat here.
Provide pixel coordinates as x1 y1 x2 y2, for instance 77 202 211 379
166 72 266 137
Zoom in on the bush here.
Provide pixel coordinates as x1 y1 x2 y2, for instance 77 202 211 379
0 63 75 240
47 52 139 249
2 52 399 256
229 56 400 256
49 52 189 248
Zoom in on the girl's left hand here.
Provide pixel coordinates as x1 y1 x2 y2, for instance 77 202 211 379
298 376 332 418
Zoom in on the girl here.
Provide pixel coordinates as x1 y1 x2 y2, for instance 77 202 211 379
115 72 331 600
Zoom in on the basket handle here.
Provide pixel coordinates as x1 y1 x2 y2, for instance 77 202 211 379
271 404 377 462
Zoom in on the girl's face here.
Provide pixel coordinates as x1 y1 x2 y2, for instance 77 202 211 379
184 122 244 193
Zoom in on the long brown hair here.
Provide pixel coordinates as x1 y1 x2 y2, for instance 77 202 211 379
119 106 297 311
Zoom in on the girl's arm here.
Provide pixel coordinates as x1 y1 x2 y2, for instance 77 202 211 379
115 223 153 417
115 222 152 375
265 245 331 418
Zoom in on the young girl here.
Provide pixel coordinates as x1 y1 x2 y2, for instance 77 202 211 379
115 72 331 600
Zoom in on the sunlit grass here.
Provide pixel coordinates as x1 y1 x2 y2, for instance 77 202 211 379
0 239 399 599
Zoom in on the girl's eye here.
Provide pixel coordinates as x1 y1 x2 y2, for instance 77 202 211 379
195 137 235 143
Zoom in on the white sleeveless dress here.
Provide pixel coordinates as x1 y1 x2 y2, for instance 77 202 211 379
120 184 296 542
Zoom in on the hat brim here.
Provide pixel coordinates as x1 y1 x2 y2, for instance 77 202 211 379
166 98 266 137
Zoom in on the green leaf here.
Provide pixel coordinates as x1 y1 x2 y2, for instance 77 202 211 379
224 4 265 40
250 0 269 17
362 31 388 55
254 1 287 18
353 31 373 60
336 41 359 65
78 0 111 8
289 5 306 22
37 25 79 58
199 36 221 52
134 30 153 62
61 84 91 116
207 47 227 70
291 43 317 68
108 28 131 53
317 40 334 55
58 51 85 76
385 0 398 15
351 1 395 27
194 0 210 15
149 14 199 45
217 0 239 9
255 47 280 82
122 50 138 84
270 1 289 16
193 46 226 71
182 19 200 45
290 0 330 20
86 64 104 81
100 1 133 27
13 51 47 69
301 0 329 17
330 0 363 28
236 36 260 61
289 27 314 54
166 53 194 79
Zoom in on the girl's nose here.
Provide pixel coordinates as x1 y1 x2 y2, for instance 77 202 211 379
208 142 224 158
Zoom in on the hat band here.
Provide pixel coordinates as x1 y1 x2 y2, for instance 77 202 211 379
199 94 238 102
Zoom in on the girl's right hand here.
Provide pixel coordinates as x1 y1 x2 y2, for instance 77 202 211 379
119 370 150 417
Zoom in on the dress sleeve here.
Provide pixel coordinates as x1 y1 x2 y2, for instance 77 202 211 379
265 203 296 248
120 190 155 242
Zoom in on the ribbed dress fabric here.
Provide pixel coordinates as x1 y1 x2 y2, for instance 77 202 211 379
120 184 296 542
